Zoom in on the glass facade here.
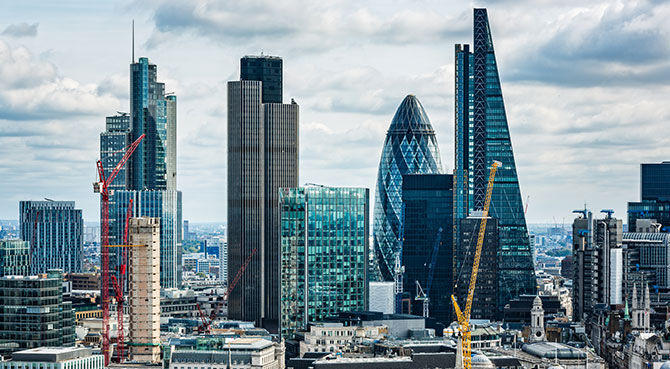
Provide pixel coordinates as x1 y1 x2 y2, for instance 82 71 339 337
129 57 177 191
0 270 75 351
628 162 670 232
19 201 83 275
279 186 369 339
112 190 182 289
0 240 29 277
373 95 443 282
240 55 282 103
401 174 453 323
454 8 535 312
641 162 670 201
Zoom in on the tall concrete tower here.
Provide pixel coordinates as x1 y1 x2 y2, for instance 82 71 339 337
128 217 161 363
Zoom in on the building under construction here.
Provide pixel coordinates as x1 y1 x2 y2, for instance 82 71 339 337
127 217 161 363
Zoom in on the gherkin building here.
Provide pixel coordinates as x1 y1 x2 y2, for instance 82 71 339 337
373 95 444 281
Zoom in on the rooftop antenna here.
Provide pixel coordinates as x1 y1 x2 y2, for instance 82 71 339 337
132 19 135 63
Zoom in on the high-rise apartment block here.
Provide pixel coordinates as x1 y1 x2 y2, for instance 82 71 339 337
628 162 670 232
571 210 622 322
455 214 499 320
401 174 453 323
0 240 29 277
0 270 75 351
101 57 182 289
454 8 535 311
227 55 299 331
127 217 161 363
372 95 443 282
279 186 369 339
19 201 83 274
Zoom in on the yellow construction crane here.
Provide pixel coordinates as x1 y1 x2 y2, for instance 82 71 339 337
451 160 501 369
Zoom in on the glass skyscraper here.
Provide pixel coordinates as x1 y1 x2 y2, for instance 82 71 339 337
373 95 443 282
454 8 535 312
228 55 299 331
111 190 182 289
401 174 453 323
129 57 177 191
279 186 369 339
628 162 670 232
19 201 83 275
100 57 182 289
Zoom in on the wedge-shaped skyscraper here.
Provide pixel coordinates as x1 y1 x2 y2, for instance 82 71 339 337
454 8 535 314
373 95 443 281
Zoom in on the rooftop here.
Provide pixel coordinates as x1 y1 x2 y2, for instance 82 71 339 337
12 347 94 362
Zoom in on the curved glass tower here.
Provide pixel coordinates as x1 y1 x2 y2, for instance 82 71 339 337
373 95 443 281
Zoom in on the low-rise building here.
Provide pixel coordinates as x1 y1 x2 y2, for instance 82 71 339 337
0 347 104 369
169 338 284 369
298 323 386 356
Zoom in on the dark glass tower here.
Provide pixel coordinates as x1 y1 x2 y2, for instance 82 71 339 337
241 55 282 104
629 162 670 232
454 8 535 312
373 95 443 282
401 174 453 324
129 57 177 191
228 55 299 331
100 57 182 289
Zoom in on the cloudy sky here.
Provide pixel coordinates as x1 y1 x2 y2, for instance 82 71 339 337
1 0 669 224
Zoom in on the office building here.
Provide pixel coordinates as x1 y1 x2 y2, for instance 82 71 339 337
372 95 443 282
455 214 499 320
0 239 29 277
241 55 282 103
170 338 284 369
368 281 394 314
129 57 177 191
571 210 622 322
0 270 75 350
623 232 670 291
454 8 536 311
19 201 83 274
100 57 182 290
112 190 182 288
279 186 369 339
100 114 131 192
400 174 453 323
127 217 161 363
227 55 299 331
0 347 104 369
628 162 670 232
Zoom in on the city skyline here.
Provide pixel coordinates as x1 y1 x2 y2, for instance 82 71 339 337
2 1 670 223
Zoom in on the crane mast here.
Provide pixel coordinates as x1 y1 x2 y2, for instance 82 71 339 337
451 160 501 369
94 134 144 365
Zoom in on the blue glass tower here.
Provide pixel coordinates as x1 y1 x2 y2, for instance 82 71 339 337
455 8 535 312
373 95 443 281
279 186 369 339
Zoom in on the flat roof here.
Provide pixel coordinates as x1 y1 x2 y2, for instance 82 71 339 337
13 347 94 362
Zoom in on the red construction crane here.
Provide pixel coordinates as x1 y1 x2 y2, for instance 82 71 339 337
196 303 211 334
210 247 257 321
110 198 133 363
94 134 144 365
